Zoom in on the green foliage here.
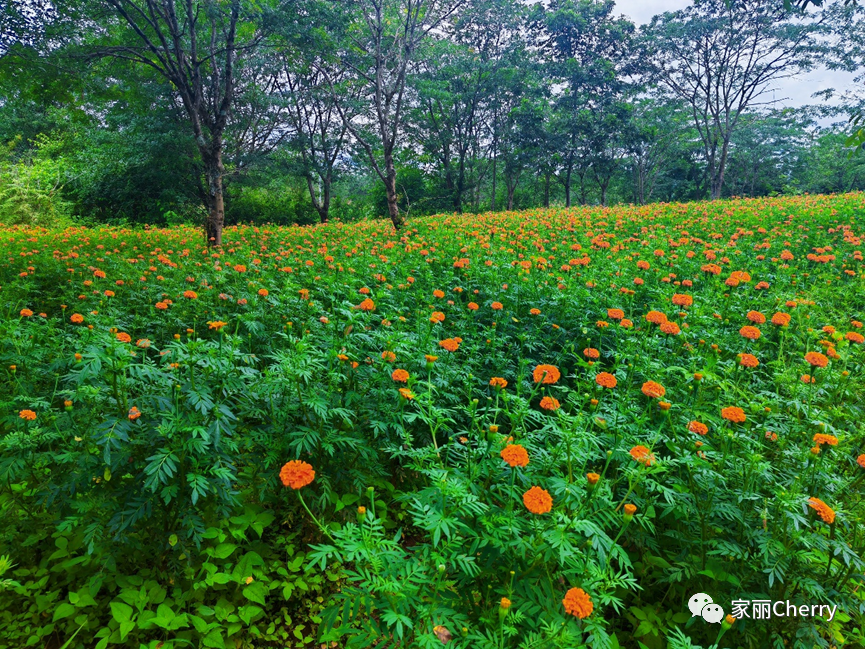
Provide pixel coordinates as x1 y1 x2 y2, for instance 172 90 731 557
0 508 338 649
1 194 865 647
0 135 74 227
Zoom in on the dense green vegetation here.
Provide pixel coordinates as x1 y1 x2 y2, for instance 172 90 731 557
1 194 864 648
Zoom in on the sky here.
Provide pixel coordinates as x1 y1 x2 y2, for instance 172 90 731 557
613 0 859 112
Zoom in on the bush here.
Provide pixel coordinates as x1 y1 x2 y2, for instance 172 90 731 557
0 135 74 228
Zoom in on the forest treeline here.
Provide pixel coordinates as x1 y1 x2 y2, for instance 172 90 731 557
2 0 865 240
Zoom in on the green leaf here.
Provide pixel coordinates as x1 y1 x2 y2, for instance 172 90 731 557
242 581 268 605
211 543 238 559
52 603 76 622
110 601 133 623
118 619 135 641
233 551 264 581
208 572 232 585
189 614 209 634
202 628 226 648
238 604 263 625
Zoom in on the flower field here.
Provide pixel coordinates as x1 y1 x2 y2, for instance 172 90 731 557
1 194 865 649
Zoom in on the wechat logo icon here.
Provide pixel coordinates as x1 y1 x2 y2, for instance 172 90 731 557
688 593 724 624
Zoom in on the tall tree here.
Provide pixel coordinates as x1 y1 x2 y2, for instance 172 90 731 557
316 0 463 230
85 0 273 244
625 98 690 205
277 54 348 224
530 0 636 207
644 0 825 199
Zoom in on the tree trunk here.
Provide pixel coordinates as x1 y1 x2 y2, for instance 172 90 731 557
202 149 225 246
564 163 572 208
306 174 331 224
385 167 404 229
506 178 516 210
490 147 497 211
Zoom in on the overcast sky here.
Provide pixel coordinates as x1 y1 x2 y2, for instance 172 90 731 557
613 0 858 111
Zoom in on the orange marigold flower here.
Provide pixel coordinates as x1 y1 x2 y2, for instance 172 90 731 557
595 372 617 388
391 369 410 383
501 444 529 467
430 311 445 323
738 353 759 368
208 320 228 330
433 289 445 299
671 294 693 307
523 486 553 514
747 310 766 324
586 472 600 485
155 302 168 310
645 310 667 324
381 350 396 362
467 302 479 311
771 312 791 327
583 347 600 359
857 454 865 469
20 308 33 317
808 497 835 524
739 326 761 340
500 597 512 610
721 406 746 423
234 265 247 273
623 503 637 516
688 421 708 435
813 433 838 446
425 354 438 363
641 381 665 398
358 298 375 311
136 339 151 348
533 364 561 384
116 332 132 343
607 308 624 320
128 406 141 420
801 374 815 384
562 588 593 619
398 387 415 400
629 445 655 466
489 377 508 389
258 288 269 297
19 409 36 421
279 460 315 489
846 332 864 344
530 308 541 315
70 313 84 323
539 396 560 411
439 338 460 352
805 351 829 368
660 322 680 335
183 290 197 299
658 401 671 411
491 301 503 310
